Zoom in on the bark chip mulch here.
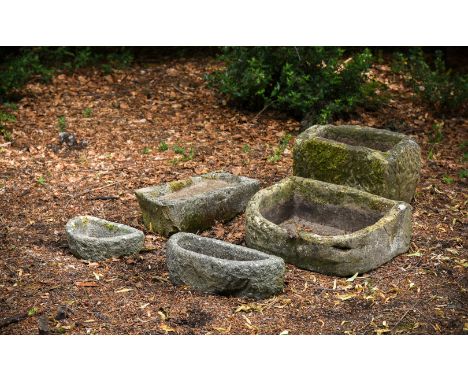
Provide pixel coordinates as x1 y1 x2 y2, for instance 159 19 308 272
0 57 466 334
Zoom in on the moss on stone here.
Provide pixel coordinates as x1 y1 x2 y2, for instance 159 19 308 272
169 179 192 192
296 143 384 196
294 139 387 196
104 222 117 231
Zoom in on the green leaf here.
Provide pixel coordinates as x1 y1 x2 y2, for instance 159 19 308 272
37 176 46 186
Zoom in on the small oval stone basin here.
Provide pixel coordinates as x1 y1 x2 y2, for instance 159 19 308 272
166 232 285 299
245 176 412 276
65 216 144 261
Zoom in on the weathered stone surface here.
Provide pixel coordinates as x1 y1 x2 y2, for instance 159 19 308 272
293 124 421 202
245 176 412 276
166 232 285 299
135 172 260 236
65 216 144 261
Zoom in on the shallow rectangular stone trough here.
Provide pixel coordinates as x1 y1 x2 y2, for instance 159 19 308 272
293 124 421 202
135 172 260 236
166 232 285 299
245 176 412 276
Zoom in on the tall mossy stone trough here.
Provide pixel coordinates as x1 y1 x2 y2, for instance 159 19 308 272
65 216 144 261
166 232 285 299
293 124 421 202
245 176 413 276
135 172 260 237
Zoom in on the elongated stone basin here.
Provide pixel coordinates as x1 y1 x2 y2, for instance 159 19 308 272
245 176 412 276
166 232 285 299
65 216 144 261
293 124 421 202
135 172 260 236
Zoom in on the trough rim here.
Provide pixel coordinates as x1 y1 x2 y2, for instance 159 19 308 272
167 232 284 268
65 215 144 243
295 124 418 159
134 171 259 207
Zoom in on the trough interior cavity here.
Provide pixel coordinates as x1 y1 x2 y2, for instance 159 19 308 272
320 128 402 152
73 220 130 238
161 179 231 200
178 236 263 262
261 195 383 236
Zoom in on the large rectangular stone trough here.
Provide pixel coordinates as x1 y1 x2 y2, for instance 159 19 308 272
166 232 285 299
293 124 421 202
245 176 412 276
135 172 260 236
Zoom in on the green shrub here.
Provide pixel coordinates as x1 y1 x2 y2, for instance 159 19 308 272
83 107 93 118
0 48 53 99
268 133 292 163
158 141 169 151
0 110 16 141
0 47 134 101
392 48 467 116
208 47 381 123
57 115 67 132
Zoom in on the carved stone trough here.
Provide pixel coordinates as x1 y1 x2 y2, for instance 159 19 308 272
245 176 412 276
293 124 421 202
65 216 144 261
135 172 260 236
166 232 285 299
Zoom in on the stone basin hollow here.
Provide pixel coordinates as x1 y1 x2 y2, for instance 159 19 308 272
71 217 135 238
261 195 384 237
160 179 231 201
319 126 403 152
176 233 266 261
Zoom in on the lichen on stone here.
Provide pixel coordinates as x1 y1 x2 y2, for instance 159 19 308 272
169 178 192 192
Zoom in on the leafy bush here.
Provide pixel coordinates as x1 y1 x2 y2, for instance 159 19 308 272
0 110 15 141
208 47 381 123
0 48 53 100
0 47 134 101
392 48 467 116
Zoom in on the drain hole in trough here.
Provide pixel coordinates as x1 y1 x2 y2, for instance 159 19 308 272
332 244 352 251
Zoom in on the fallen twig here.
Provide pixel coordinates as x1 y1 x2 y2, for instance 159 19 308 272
75 182 118 197
88 195 119 201
252 102 273 121
140 246 158 252
392 300 422 332
173 85 192 96
0 313 29 330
